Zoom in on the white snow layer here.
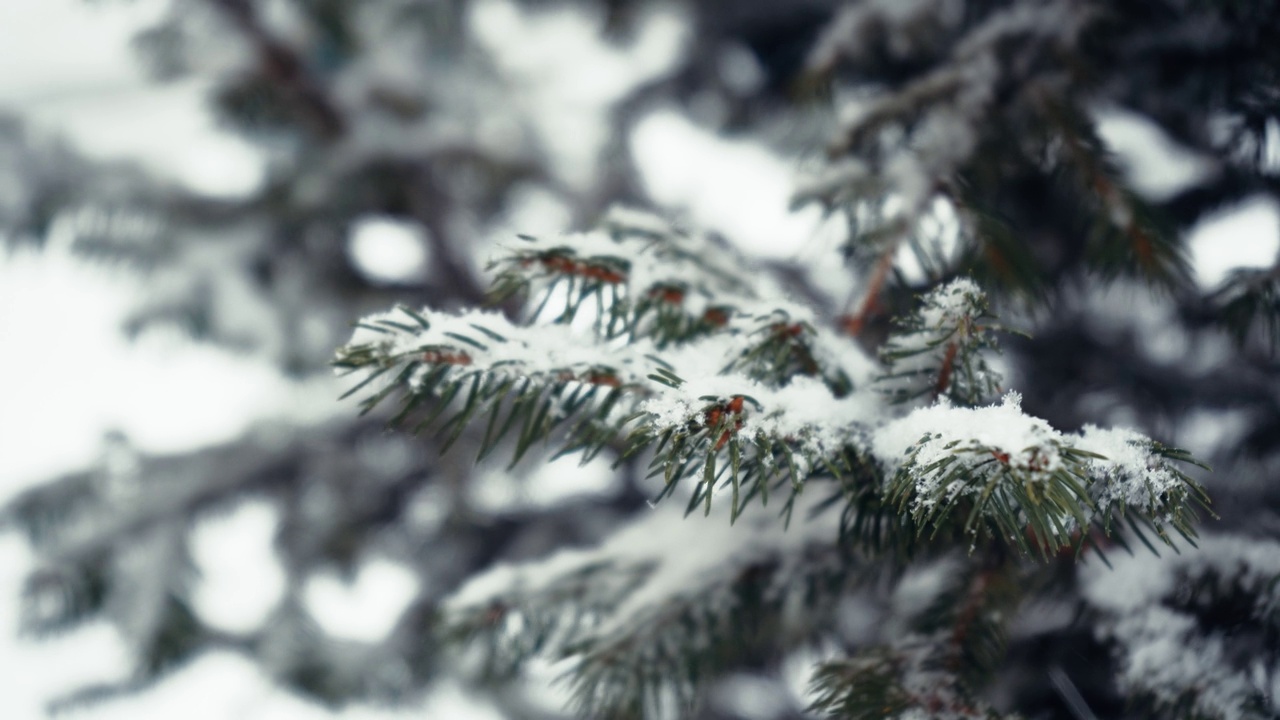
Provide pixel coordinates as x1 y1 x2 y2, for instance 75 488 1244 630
1074 425 1183 512
873 392 1063 478
872 391 1187 522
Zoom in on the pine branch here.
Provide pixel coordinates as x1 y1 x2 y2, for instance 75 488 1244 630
334 305 664 463
807 642 1014 720
487 207 759 347
1082 534 1280 720
808 555 1022 720
1209 264 1280 349
336 237 887 519
340 235 1209 551
338 307 880 521
795 2 1200 302
873 392 1210 559
877 278 1009 406
442 492 854 720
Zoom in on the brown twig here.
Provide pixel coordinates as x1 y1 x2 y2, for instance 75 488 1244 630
840 235 901 337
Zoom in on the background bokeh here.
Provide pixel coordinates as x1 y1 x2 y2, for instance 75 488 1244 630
1 1 1277 718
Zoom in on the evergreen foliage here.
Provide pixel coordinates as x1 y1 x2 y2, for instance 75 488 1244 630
4 1 1280 719
337 206 1215 717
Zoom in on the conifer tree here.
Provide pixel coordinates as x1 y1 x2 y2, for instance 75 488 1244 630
6 1 1280 719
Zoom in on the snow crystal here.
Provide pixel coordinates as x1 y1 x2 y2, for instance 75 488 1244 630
1074 425 1181 513
642 397 695 431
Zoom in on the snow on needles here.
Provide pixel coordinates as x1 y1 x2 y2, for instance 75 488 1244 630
497 209 752 302
915 277 982 330
347 303 1186 525
871 392 1191 521
638 330 881 456
1075 425 1184 513
873 391 1064 477
344 306 659 387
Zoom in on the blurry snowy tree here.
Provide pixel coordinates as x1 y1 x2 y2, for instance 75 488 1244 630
5 0 1280 719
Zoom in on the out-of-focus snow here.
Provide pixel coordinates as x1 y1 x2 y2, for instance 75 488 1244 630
1095 107 1217 201
0 243 361 718
0 244 341 502
0 0 165 102
1095 108 1279 291
19 648 505 720
347 216 431 285
0 0 265 199
303 559 420 643
1177 409 1251 458
1185 195 1280 289
471 0 688 189
22 80 267 199
191 501 288 634
472 452 618 512
1081 534 1280 720
632 110 841 259
0 536 133 718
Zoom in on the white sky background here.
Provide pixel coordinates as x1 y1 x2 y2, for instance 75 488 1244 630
0 1 1278 719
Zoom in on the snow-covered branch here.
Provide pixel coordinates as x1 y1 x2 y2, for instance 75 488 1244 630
334 189 1215 718
487 207 758 346
334 305 658 461
443 492 849 718
877 278 1005 406
873 392 1209 556
1082 535 1280 720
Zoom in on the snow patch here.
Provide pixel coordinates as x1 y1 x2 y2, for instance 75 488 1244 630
631 110 832 259
1186 195 1280 290
347 216 430 286
303 559 420 643
190 500 286 634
